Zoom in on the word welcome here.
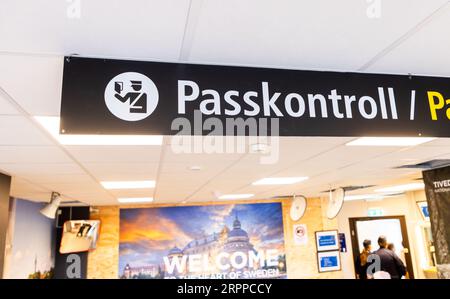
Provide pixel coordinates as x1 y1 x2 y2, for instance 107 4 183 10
163 249 279 274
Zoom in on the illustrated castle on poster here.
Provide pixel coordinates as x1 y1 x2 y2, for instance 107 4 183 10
122 214 256 278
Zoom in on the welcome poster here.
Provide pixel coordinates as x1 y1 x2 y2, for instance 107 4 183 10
119 202 286 279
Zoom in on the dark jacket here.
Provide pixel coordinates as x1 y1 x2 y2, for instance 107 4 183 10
374 247 406 279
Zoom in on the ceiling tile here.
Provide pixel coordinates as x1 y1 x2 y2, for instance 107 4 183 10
65 145 163 163
189 0 448 70
17 173 94 185
366 4 450 77
0 115 53 145
10 177 50 202
0 54 63 116
0 92 19 115
0 0 190 60
82 162 159 181
274 145 399 177
0 146 72 163
0 162 85 176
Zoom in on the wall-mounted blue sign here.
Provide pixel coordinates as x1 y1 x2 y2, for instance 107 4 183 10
317 250 341 272
315 230 339 252
338 233 347 253
320 256 338 268
319 235 336 247
416 201 430 221
422 206 429 218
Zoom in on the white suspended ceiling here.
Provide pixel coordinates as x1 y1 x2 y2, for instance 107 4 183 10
1 0 450 205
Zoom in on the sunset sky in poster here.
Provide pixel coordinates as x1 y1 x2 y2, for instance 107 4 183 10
119 202 284 272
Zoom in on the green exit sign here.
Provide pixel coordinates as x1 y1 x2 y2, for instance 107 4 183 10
368 208 384 217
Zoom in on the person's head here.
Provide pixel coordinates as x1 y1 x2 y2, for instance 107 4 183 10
363 239 372 251
131 81 142 91
387 243 395 251
378 236 387 248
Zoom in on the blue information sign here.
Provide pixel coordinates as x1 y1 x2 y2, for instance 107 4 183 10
422 206 429 217
318 235 336 247
320 256 338 268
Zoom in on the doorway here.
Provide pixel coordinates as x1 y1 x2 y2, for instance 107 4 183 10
349 216 414 279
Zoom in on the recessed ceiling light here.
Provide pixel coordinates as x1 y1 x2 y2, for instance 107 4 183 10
118 197 153 203
252 177 309 185
375 182 424 193
101 180 155 189
34 116 163 145
218 194 254 200
346 137 435 147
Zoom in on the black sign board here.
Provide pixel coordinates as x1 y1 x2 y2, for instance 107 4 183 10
61 56 450 136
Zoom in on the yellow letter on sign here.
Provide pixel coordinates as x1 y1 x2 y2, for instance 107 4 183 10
427 91 444 120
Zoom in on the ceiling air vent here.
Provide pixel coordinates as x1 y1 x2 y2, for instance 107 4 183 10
395 159 450 170
59 200 88 207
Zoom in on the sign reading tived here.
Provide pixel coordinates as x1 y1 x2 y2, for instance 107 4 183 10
61 57 450 137
423 166 450 279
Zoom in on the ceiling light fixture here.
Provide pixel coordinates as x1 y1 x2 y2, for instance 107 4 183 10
34 116 163 145
118 197 153 203
375 182 425 193
252 177 309 185
218 194 254 200
101 180 155 189
346 137 435 147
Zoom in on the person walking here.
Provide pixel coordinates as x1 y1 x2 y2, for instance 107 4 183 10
374 236 406 279
355 239 372 279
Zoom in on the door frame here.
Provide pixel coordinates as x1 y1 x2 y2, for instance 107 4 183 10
349 215 414 279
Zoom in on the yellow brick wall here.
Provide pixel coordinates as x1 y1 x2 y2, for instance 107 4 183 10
87 206 119 279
